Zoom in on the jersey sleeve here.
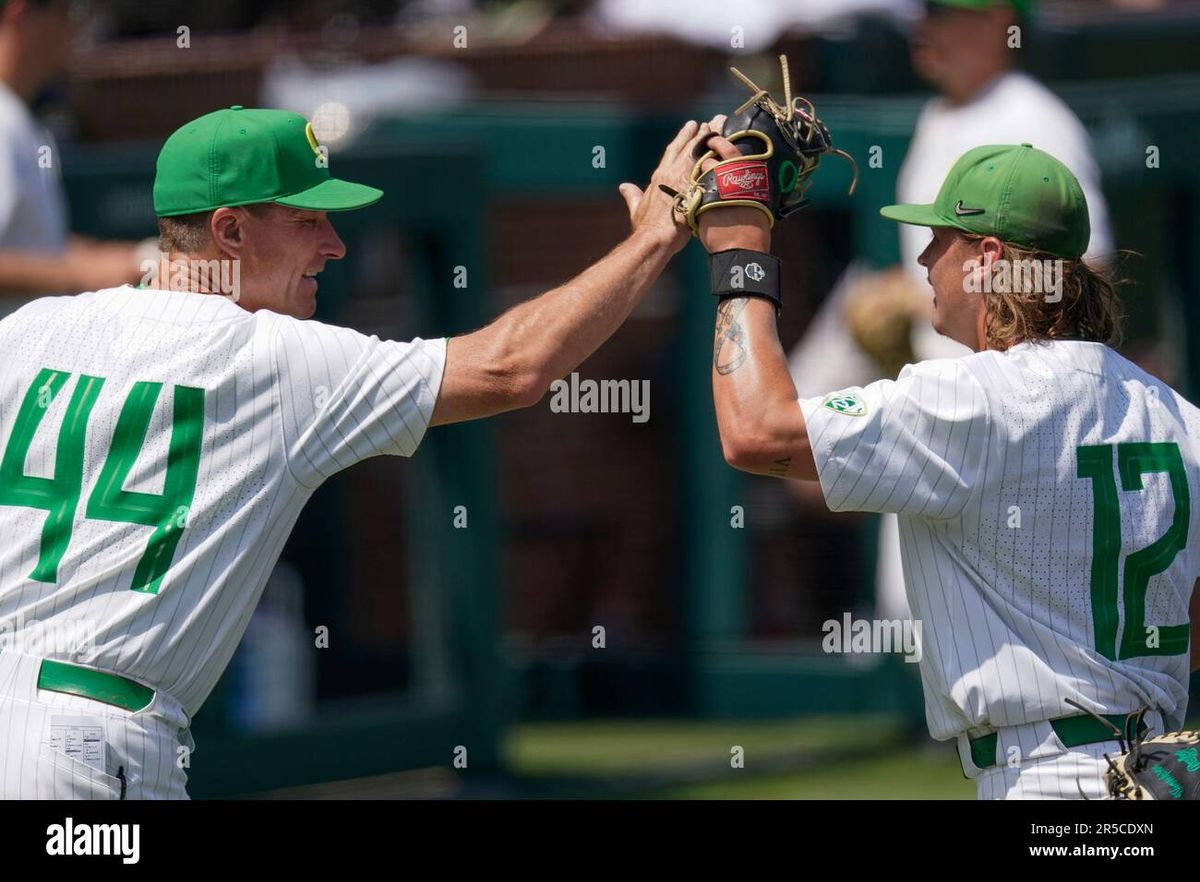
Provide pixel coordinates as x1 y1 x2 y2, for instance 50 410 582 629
271 316 447 487
799 358 991 518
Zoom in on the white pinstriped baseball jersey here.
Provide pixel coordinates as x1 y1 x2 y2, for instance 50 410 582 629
800 340 1200 741
0 286 445 722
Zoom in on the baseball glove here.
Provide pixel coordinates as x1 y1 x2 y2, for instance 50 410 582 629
1065 701 1200 799
668 55 858 236
1105 727 1200 800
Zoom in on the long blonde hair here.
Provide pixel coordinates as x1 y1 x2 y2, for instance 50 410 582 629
961 234 1126 351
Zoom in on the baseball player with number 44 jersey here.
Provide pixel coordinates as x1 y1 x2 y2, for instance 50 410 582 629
699 136 1200 798
0 106 721 798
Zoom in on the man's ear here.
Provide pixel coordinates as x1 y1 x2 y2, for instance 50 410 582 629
210 208 247 257
979 235 1003 270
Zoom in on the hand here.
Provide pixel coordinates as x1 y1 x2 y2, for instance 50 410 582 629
696 135 771 254
619 115 726 254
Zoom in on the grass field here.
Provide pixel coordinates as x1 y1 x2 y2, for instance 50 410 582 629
263 708 1200 798
502 716 975 799
260 715 974 799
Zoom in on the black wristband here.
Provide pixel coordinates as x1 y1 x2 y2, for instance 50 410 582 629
710 249 782 314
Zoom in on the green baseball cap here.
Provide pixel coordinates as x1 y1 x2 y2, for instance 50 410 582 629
153 106 383 217
925 0 1034 16
880 143 1090 259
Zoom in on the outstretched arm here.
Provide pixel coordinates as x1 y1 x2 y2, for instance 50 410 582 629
701 138 817 481
431 118 719 427
0 237 144 297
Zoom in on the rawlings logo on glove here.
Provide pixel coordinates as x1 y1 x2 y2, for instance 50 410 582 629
715 162 771 200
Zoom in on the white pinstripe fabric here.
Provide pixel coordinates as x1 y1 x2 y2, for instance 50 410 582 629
0 286 445 798
0 650 190 799
956 711 1165 800
801 341 1199 753
976 742 1118 800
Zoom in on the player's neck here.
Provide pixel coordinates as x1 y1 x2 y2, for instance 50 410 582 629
141 250 242 300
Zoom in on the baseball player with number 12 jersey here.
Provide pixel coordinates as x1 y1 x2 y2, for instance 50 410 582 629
702 139 1200 798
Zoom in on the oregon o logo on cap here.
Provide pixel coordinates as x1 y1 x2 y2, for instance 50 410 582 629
304 122 322 158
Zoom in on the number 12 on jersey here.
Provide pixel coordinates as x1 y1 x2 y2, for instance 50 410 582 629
0 368 204 594
1077 442 1190 661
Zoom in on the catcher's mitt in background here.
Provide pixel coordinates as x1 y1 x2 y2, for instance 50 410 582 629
842 267 930 379
669 55 858 236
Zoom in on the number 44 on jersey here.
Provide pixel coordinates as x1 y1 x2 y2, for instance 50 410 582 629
0 368 204 594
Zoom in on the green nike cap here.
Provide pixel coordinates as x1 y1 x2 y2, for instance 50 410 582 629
153 106 383 217
880 143 1090 259
925 0 1034 16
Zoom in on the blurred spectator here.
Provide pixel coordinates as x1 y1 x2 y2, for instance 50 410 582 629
254 5 473 147
0 0 145 310
587 0 915 50
787 0 1112 621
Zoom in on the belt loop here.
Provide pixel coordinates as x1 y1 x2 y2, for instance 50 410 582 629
957 732 991 778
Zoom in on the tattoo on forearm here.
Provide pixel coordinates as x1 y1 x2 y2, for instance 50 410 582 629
714 298 749 375
768 456 792 477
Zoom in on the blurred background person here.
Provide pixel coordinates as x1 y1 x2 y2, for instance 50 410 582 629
587 0 913 49
0 0 144 312
786 0 1113 625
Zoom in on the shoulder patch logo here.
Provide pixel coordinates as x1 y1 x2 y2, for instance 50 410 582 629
822 393 867 417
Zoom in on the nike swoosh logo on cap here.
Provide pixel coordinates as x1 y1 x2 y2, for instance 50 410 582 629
954 200 986 216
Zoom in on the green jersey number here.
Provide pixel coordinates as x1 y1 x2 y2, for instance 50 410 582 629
0 368 205 594
1077 442 1191 661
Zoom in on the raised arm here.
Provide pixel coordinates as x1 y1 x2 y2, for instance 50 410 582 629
699 137 817 481
430 119 717 427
